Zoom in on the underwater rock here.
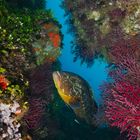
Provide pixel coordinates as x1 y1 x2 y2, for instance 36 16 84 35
24 62 58 139
63 0 140 65
23 97 46 130
29 62 54 100
32 40 61 65
32 21 62 65
108 36 140 86
0 51 33 87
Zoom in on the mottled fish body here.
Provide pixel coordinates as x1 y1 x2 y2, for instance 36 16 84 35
53 71 98 126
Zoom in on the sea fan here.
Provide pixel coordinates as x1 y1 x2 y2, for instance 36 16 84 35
29 62 54 103
24 98 46 129
101 81 140 140
101 35 140 139
108 37 140 86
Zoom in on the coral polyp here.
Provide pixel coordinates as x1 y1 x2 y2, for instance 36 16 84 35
0 0 63 139
101 36 140 139
63 0 140 65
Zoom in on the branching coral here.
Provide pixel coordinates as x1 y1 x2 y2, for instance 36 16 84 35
48 32 61 48
29 62 54 100
26 61 62 138
101 81 140 140
101 36 140 139
0 1 63 140
108 37 140 86
0 2 61 139
0 51 33 87
27 62 54 134
24 98 46 129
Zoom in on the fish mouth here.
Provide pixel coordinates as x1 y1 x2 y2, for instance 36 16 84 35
52 71 62 85
53 71 61 79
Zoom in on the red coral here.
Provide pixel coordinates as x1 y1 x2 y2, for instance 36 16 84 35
101 81 140 140
101 36 140 140
108 37 140 86
48 32 60 48
0 75 9 90
24 98 45 129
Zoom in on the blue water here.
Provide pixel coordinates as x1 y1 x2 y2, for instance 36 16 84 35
46 0 108 105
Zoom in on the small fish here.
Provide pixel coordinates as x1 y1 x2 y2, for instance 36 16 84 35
52 71 98 126
74 119 80 124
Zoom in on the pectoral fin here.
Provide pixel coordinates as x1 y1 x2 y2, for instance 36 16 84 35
69 97 80 109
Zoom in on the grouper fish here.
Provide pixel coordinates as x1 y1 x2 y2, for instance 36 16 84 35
52 71 98 126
